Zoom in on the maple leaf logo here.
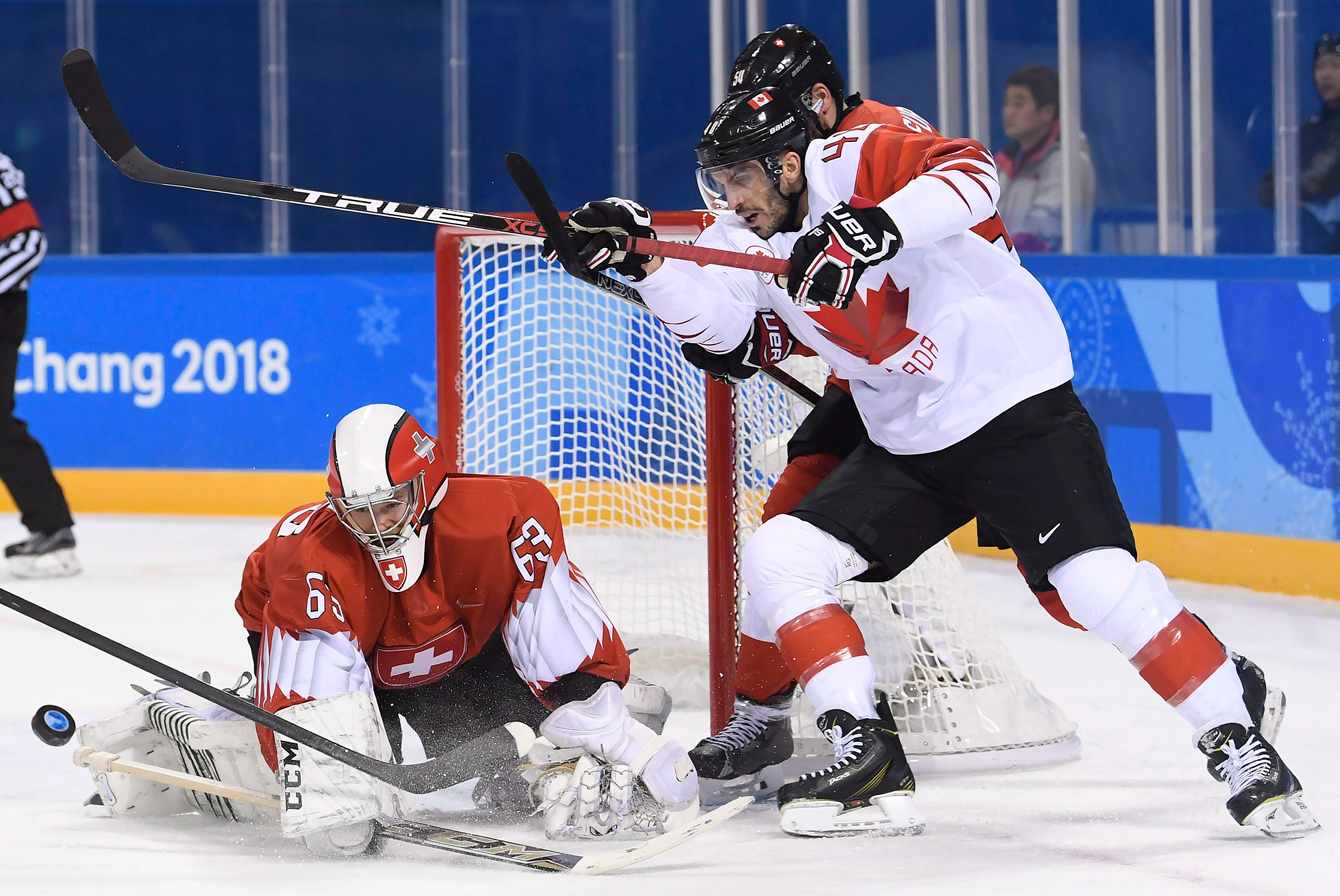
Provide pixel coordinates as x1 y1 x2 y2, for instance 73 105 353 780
809 274 918 365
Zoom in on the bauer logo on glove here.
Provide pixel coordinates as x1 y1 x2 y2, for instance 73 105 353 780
787 201 902 309
541 198 658 282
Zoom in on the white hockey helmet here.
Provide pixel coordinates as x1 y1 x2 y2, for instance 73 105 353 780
325 404 449 592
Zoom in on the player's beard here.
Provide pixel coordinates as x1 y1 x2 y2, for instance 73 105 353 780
745 184 794 239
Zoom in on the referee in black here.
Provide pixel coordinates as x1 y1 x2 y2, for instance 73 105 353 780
0 151 78 578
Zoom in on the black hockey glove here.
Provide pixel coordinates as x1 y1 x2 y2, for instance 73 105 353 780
541 198 657 282
681 311 797 385
786 201 902 309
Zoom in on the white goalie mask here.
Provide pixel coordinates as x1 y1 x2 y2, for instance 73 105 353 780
326 404 449 592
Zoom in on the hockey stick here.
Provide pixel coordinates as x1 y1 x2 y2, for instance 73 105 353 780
73 746 753 874
0 588 531 795
75 747 282 809
60 48 783 278
503 152 821 407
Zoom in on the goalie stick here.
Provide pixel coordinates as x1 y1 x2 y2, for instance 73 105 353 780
59 48 785 278
0 588 531 795
503 152 820 407
73 746 753 874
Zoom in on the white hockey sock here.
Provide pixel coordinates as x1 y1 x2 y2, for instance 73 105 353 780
804 655 877 721
1050 548 1251 734
1175 658 1253 732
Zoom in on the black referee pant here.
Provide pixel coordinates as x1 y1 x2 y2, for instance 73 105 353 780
0 288 73 534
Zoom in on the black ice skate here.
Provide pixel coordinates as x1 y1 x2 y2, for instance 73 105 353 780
1198 722 1318 838
775 708 923 837
690 691 794 780
1207 653 1287 782
5 527 80 579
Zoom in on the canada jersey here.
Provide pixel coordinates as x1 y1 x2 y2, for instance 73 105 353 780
838 100 1016 257
236 477 630 733
638 109 1073 454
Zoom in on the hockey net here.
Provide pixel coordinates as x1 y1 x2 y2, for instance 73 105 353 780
435 216 1078 771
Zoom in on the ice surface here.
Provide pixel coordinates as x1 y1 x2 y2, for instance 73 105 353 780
0 514 1333 894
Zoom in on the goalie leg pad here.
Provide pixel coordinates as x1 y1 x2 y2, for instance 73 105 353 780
274 690 403 846
76 701 192 818
76 687 276 822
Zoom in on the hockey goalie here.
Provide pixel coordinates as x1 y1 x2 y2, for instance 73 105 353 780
76 403 699 855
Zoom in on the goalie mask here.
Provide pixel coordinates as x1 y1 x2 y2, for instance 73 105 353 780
326 404 449 592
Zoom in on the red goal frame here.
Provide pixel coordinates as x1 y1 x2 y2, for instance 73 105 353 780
434 214 739 732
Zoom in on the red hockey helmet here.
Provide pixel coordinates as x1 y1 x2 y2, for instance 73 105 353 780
326 404 449 591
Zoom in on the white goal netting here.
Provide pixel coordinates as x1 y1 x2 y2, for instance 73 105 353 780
442 225 1078 768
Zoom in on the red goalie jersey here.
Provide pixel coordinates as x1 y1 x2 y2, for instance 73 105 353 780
235 474 631 758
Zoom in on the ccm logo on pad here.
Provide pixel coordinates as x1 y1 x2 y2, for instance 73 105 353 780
373 624 469 688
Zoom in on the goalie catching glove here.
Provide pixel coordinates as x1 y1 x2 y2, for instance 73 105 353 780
681 310 797 385
532 680 699 840
542 198 657 282
787 200 902 309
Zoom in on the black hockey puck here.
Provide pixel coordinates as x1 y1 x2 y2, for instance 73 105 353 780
32 704 76 746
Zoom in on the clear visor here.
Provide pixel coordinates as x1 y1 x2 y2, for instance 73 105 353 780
327 474 422 554
695 157 778 212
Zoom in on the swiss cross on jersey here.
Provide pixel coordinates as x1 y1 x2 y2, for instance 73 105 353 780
373 623 469 688
810 274 920 366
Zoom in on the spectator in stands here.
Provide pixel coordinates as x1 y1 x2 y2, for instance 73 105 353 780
0 151 79 578
995 65 1095 252
1260 33 1340 254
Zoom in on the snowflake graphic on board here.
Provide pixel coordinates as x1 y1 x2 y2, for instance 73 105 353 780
1273 337 1340 491
411 373 437 434
357 294 400 357
1047 277 1119 393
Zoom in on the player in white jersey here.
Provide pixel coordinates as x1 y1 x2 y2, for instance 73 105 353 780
545 88 1317 840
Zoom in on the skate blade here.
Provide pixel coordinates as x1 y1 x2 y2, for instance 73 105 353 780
8 548 81 579
1244 793 1320 839
698 766 785 807
780 792 925 838
1259 688 1286 743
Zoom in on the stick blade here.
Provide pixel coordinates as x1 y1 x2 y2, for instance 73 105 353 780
62 48 137 165
504 152 599 285
571 796 754 875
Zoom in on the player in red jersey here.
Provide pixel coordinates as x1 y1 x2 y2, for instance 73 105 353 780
234 404 698 854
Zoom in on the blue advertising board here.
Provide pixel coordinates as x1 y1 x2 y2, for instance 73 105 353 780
16 251 1340 547
21 254 437 471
